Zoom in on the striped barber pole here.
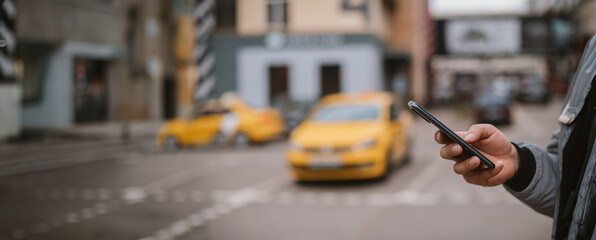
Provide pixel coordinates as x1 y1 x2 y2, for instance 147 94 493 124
192 0 216 101
0 0 16 82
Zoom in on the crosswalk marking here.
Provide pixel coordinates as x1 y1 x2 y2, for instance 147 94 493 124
11 186 521 208
3 185 523 240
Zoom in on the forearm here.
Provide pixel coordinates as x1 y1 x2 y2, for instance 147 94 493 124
504 143 537 192
503 142 559 217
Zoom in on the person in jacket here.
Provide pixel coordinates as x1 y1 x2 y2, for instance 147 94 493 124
436 34 596 240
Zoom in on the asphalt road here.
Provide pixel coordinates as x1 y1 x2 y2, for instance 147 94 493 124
0 100 563 240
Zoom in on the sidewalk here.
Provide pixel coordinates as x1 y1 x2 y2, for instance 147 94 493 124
0 121 163 177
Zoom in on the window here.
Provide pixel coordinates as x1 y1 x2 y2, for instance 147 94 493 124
73 59 109 123
268 0 287 31
215 0 236 31
312 105 379 122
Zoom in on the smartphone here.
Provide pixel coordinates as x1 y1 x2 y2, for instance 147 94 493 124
407 101 495 169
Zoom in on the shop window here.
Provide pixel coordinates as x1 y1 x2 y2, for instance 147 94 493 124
73 59 109 123
21 56 45 103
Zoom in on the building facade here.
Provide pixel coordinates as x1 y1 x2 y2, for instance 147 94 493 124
210 0 430 108
429 15 574 105
16 0 175 129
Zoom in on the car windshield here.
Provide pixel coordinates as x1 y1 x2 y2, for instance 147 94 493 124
311 104 379 122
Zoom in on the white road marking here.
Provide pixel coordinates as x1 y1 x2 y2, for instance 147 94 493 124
321 193 338 206
344 193 363 207
170 220 190 237
136 175 287 240
123 187 147 205
200 207 217 220
214 203 231 215
156 229 172 240
395 191 438 206
188 213 203 227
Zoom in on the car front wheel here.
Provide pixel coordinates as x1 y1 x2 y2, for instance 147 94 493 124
164 136 180 151
233 132 250 148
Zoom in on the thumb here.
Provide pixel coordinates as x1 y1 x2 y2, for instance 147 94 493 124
464 124 496 143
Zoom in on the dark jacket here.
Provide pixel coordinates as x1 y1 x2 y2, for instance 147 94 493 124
505 34 596 239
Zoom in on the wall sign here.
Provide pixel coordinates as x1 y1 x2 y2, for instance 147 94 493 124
445 18 521 55
265 33 345 50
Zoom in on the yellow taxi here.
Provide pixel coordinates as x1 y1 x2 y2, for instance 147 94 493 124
286 92 413 181
157 95 285 150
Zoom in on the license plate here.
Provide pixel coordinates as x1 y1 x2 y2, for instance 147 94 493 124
309 155 341 169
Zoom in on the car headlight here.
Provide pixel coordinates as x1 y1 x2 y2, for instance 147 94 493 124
289 140 303 151
351 139 376 151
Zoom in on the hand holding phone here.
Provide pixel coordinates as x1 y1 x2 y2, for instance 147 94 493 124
407 101 495 169
407 101 520 187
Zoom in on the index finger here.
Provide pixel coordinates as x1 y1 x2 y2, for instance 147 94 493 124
434 130 468 144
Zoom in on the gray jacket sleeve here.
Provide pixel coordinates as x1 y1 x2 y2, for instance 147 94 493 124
504 130 561 218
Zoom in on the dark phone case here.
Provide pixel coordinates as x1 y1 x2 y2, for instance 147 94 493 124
407 101 495 169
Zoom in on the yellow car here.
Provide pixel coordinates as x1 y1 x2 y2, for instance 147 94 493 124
286 92 413 181
157 96 285 150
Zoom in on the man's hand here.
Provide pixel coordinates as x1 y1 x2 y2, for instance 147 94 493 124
435 124 520 187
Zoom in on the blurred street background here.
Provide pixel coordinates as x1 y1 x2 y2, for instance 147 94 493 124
0 0 592 239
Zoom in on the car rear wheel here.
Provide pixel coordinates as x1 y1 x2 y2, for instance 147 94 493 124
213 132 226 145
233 132 250 148
380 150 392 179
402 137 413 166
164 136 179 151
